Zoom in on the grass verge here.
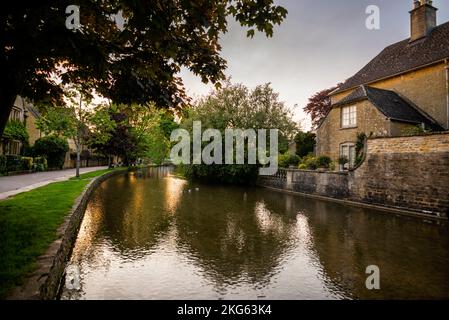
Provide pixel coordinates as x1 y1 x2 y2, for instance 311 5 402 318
0 168 122 298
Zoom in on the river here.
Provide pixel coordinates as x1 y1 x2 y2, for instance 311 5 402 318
61 167 449 299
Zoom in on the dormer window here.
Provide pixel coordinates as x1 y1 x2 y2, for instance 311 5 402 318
341 105 357 128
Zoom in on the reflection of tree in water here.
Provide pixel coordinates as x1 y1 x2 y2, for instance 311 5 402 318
83 168 182 257
302 200 449 299
173 185 300 288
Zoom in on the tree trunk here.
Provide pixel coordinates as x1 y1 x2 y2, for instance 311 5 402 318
76 142 81 178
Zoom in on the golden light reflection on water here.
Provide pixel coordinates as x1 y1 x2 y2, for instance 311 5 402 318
164 175 187 215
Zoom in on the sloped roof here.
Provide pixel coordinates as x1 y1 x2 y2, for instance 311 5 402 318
335 21 449 93
333 85 443 130
25 105 41 119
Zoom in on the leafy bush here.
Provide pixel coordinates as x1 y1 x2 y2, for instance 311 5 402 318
278 152 300 168
401 125 430 136
329 161 336 171
20 157 33 171
316 156 332 168
34 136 69 169
5 155 21 172
33 156 48 172
299 154 318 170
294 131 316 157
182 164 260 185
298 163 308 170
3 120 29 144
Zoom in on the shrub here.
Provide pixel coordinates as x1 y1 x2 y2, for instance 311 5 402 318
316 156 332 168
5 155 21 172
329 161 336 171
20 157 33 171
182 164 260 185
34 136 69 169
3 120 29 144
298 163 308 170
401 125 430 136
300 154 318 170
279 152 300 168
33 156 48 172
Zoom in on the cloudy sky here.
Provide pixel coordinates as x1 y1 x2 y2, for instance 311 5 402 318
180 0 449 130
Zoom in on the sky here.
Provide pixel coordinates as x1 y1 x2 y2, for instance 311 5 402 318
179 0 449 130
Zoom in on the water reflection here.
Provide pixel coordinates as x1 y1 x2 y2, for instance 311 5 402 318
61 167 449 300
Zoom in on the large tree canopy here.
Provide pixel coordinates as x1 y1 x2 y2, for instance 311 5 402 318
1 1 288 136
180 81 298 185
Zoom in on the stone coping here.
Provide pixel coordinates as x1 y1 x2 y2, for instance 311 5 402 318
7 169 127 300
276 168 349 175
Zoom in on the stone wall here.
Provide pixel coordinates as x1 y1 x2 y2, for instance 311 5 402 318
259 133 449 218
25 112 42 146
350 132 449 216
316 100 389 161
289 170 349 198
9 169 127 300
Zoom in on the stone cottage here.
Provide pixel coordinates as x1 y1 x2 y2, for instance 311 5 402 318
0 96 42 155
316 0 449 167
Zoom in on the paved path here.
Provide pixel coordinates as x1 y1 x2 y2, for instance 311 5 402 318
0 166 108 200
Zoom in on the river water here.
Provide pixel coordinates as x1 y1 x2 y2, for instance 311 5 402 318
61 167 449 299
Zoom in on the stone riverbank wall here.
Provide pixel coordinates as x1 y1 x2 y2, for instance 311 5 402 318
258 132 449 219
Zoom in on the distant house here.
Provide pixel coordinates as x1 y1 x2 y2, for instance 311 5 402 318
0 96 42 155
316 0 449 167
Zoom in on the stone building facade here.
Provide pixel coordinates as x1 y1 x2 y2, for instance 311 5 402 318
316 0 449 165
0 96 42 155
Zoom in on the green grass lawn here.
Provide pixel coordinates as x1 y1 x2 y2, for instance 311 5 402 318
0 168 121 298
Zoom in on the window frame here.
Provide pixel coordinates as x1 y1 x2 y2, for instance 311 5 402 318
340 142 356 170
341 105 357 128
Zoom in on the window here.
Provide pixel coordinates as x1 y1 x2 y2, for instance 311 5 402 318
340 143 356 170
5 140 21 155
341 105 357 128
10 108 22 121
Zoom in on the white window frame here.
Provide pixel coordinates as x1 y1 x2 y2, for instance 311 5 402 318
341 105 357 128
340 143 356 170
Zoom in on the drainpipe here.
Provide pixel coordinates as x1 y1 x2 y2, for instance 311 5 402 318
445 59 449 130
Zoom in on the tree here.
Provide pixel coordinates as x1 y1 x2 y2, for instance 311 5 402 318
1 1 288 137
90 110 137 166
123 104 174 164
294 131 316 158
303 86 339 129
33 135 69 169
1 120 29 153
37 86 95 177
181 81 298 184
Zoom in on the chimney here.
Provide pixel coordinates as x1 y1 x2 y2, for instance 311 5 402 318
410 0 437 42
